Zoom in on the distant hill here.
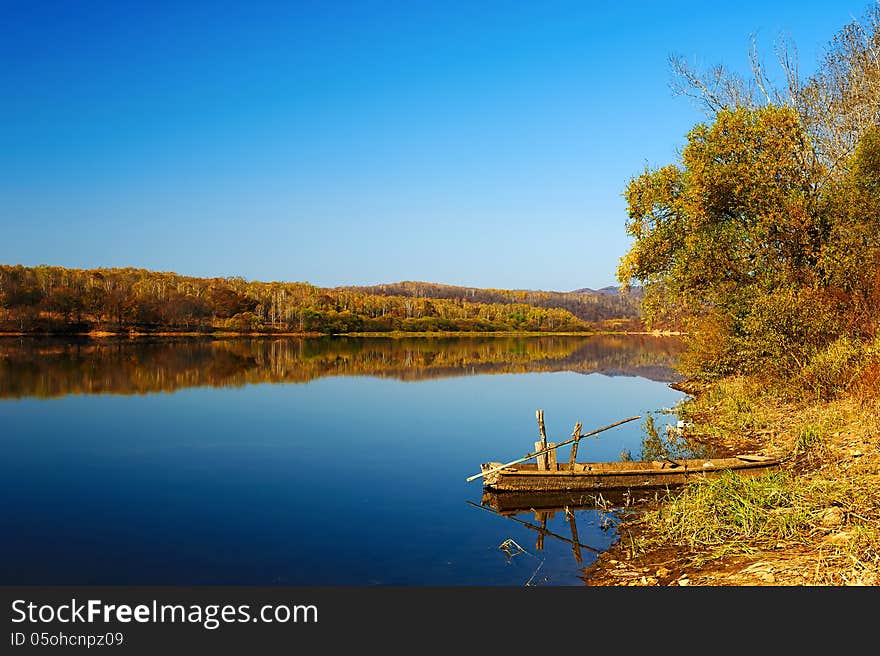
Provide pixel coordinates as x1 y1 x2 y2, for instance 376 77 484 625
340 280 642 324
569 285 644 298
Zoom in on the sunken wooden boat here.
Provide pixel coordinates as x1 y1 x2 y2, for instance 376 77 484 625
478 453 781 493
468 410 781 494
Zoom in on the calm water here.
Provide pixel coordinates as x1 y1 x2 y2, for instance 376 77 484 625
0 334 687 586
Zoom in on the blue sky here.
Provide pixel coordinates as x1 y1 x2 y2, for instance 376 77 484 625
1 1 873 291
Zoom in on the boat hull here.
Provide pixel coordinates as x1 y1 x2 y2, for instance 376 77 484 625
480 455 780 493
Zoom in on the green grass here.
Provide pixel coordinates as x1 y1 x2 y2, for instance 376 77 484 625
643 470 817 556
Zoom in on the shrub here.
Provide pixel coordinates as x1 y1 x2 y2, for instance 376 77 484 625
798 336 865 400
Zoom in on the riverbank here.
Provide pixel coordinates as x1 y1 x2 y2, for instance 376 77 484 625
581 376 880 586
0 329 684 339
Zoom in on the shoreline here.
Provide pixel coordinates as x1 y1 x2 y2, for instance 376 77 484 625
0 329 686 339
582 375 880 587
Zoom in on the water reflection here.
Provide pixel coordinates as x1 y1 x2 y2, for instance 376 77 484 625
470 498 606 579
0 334 688 585
474 487 678 583
0 334 685 399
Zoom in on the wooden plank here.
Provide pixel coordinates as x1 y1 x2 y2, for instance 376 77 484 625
546 442 557 471
535 441 548 471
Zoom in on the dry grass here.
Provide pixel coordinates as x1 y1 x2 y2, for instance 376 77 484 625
582 377 880 586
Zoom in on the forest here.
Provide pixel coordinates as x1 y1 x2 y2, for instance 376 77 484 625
0 264 642 335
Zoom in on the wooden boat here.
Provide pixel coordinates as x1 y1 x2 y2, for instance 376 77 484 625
478 453 781 493
468 411 782 494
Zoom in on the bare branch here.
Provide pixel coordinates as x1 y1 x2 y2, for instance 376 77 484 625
668 53 732 115
749 34 776 106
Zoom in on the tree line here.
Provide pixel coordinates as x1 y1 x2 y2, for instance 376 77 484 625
340 281 642 323
0 264 642 335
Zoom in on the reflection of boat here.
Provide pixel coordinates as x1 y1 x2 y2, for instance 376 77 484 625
479 488 667 514
468 500 603 566
471 485 677 572
478 454 781 493
469 487 662 570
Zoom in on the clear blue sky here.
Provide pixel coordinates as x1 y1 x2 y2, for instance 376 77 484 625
1 1 872 291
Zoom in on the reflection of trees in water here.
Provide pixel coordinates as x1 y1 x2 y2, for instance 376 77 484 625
0 335 685 399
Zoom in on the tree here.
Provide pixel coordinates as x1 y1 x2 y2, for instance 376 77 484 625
619 5 880 383
617 105 843 377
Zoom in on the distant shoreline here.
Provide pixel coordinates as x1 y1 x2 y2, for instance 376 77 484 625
0 329 686 338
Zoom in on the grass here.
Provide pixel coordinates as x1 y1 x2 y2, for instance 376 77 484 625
602 375 880 584
638 470 828 564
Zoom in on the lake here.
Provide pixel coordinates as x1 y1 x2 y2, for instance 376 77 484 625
0 334 688 586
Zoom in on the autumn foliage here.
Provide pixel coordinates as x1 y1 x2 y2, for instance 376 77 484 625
618 5 880 398
0 265 640 336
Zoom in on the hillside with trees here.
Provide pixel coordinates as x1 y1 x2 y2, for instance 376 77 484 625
341 281 641 323
0 264 642 335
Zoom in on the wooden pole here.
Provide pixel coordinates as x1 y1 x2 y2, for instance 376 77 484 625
568 421 583 468
536 410 547 447
466 414 641 482
535 410 548 471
